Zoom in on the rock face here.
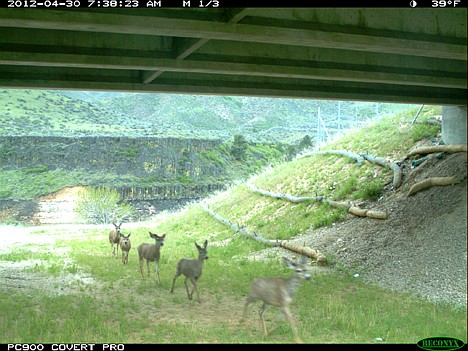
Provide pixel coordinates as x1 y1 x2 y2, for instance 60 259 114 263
0 136 224 179
0 136 232 223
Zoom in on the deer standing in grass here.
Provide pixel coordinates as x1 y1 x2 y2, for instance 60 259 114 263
119 233 131 264
137 232 166 284
108 222 122 256
241 256 311 344
170 240 208 303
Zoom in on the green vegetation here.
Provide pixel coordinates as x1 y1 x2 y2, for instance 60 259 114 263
0 140 288 200
1 106 462 344
0 89 412 144
75 186 136 224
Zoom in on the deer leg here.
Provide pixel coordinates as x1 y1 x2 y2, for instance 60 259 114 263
190 277 200 303
155 262 161 285
146 260 151 277
259 303 270 336
170 272 179 294
241 298 253 323
139 258 145 279
280 306 302 344
183 277 192 300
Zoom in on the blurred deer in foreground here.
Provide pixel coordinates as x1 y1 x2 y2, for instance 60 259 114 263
108 222 122 256
119 232 131 264
137 232 166 284
170 240 208 303
240 256 311 344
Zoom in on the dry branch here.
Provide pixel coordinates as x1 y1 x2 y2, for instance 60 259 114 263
201 203 279 246
298 150 364 166
280 241 327 265
247 183 388 220
247 183 350 209
361 153 403 189
200 202 327 264
407 176 460 196
408 144 467 157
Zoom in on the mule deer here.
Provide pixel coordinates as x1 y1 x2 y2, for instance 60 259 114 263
137 232 166 284
119 233 131 264
241 256 311 344
170 240 208 303
108 222 122 256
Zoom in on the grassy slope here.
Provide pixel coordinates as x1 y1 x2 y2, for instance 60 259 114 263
2 105 465 344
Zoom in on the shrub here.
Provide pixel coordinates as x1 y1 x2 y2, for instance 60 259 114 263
411 123 440 142
75 186 136 224
230 134 248 161
352 179 384 201
24 165 48 173
0 189 12 198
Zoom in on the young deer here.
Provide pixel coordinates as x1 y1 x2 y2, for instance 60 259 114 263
170 240 208 303
108 222 122 256
241 256 311 344
137 232 166 284
119 232 131 264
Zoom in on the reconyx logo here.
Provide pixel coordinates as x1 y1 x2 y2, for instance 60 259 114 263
417 337 465 351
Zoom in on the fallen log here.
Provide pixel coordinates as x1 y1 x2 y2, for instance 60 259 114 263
247 182 351 209
407 144 467 157
248 183 388 220
280 241 327 265
361 153 403 189
298 149 364 166
348 206 368 217
201 202 327 264
407 176 460 197
366 209 389 219
201 203 279 246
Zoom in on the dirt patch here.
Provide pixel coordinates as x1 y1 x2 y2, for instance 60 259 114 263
33 186 87 224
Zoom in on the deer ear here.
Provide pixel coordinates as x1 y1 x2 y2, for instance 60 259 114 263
203 240 208 249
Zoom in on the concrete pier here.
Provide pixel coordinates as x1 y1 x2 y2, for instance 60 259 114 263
442 106 467 145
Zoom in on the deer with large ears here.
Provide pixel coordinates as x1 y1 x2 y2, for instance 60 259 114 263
108 222 122 256
119 232 131 264
170 240 208 303
240 255 311 344
137 232 166 285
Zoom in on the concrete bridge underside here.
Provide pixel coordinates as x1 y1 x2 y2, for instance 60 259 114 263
0 7 466 142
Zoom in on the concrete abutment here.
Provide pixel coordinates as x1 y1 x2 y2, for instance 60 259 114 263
442 105 467 145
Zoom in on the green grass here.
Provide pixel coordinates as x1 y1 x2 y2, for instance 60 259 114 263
1 106 465 344
0 217 465 343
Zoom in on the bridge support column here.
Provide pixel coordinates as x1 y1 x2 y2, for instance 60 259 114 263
442 106 467 145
